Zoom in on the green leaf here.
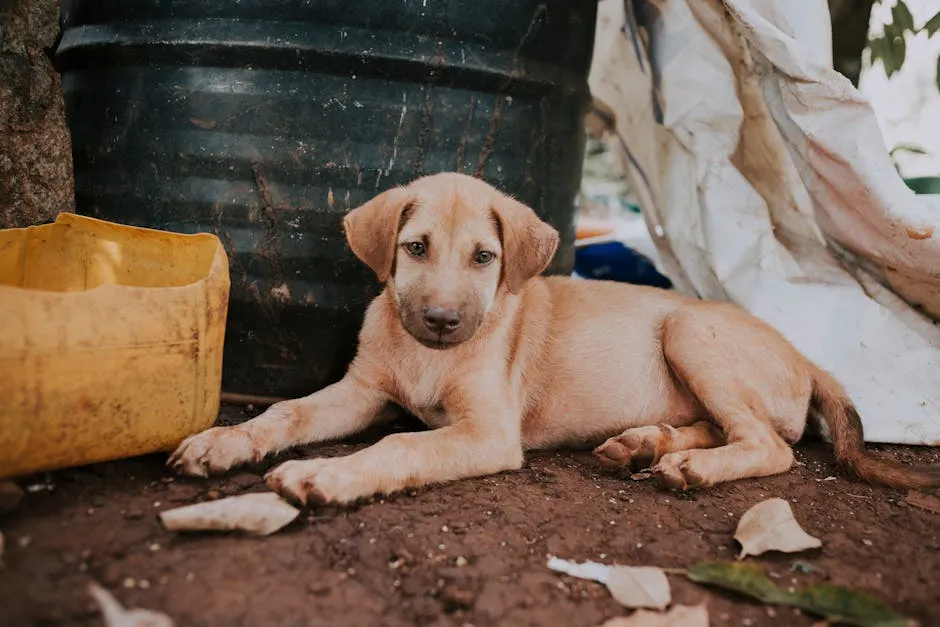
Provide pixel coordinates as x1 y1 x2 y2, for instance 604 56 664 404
687 562 917 627
923 10 940 36
868 34 906 77
891 1 915 33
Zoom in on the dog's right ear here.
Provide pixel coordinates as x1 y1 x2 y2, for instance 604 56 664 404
343 187 415 282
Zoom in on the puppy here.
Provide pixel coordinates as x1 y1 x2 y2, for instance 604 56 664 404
169 173 940 505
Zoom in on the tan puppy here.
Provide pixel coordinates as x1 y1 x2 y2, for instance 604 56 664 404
169 173 940 504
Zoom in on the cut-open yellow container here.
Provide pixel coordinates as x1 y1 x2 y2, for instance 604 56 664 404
0 213 229 478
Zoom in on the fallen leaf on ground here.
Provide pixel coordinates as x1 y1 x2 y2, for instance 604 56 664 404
600 604 709 627
88 582 175 627
547 557 671 610
904 490 940 514
607 566 671 610
548 556 611 583
687 561 916 627
159 492 299 536
734 498 821 559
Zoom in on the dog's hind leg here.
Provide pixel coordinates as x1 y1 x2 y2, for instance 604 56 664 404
593 421 724 471
649 305 810 489
168 374 390 477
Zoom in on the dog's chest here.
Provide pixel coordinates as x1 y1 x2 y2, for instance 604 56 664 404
391 362 452 429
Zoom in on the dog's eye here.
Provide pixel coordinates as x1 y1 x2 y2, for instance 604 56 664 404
474 250 495 265
405 241 426 257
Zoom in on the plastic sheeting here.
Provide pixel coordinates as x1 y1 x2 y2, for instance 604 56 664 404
589 0 940 445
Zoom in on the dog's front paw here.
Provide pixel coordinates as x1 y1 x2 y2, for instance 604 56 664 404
651 451 710 491
168 427 258 477
264 459 365 507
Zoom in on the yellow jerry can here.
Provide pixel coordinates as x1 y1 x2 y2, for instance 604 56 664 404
0 213 229 478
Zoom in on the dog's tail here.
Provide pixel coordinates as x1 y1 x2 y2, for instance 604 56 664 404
811 368 940 490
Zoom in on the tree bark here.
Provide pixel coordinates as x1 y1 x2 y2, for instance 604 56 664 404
829 0 876 86
0 0 74 228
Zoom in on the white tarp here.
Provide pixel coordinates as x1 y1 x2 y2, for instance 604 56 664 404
589 0 940 445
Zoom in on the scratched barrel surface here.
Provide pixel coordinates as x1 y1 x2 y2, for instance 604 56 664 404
56 0 598 398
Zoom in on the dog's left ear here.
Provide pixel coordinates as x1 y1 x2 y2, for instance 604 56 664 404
344 187 415 282
491 193 559 294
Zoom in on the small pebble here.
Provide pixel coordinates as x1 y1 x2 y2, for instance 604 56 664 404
149 543 161 552
123 578 136 589
862 539 873 546
455 556 468 567
206 489 222 500
138 579 151 590
0 481 25 513
152 501 161 508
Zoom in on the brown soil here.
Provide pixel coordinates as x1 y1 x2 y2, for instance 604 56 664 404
1 406 938 627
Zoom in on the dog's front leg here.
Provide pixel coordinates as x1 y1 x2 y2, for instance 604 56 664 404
265 391 523 506
168 374 390 477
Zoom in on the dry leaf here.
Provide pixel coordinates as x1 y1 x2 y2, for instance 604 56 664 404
547 557 671 610
600 604 709 627
734 498 821 559
159 492 299 536
607 566 672 610
905 490 940 514
547 556 610 583
88 582 175 627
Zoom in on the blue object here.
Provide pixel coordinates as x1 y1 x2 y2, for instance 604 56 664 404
574 241 672 289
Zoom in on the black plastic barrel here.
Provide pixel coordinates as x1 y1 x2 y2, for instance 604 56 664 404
56 1 597 398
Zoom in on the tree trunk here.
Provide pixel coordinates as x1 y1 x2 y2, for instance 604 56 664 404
0 0 74 228
829 0 876 86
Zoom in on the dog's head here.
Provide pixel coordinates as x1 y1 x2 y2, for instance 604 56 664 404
343 173 559 349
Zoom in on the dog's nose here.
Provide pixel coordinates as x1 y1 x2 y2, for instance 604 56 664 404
423 306 461 334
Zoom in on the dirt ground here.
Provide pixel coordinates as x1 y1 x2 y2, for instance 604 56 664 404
1 405 938 627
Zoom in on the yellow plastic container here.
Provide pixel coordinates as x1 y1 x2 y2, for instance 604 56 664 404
0 213 229 478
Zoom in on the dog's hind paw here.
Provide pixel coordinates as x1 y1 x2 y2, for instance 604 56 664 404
593 425 666 470
651 451 709 491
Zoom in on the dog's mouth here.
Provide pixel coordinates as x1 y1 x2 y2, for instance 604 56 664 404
411 332 464 350
400 316 472 350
